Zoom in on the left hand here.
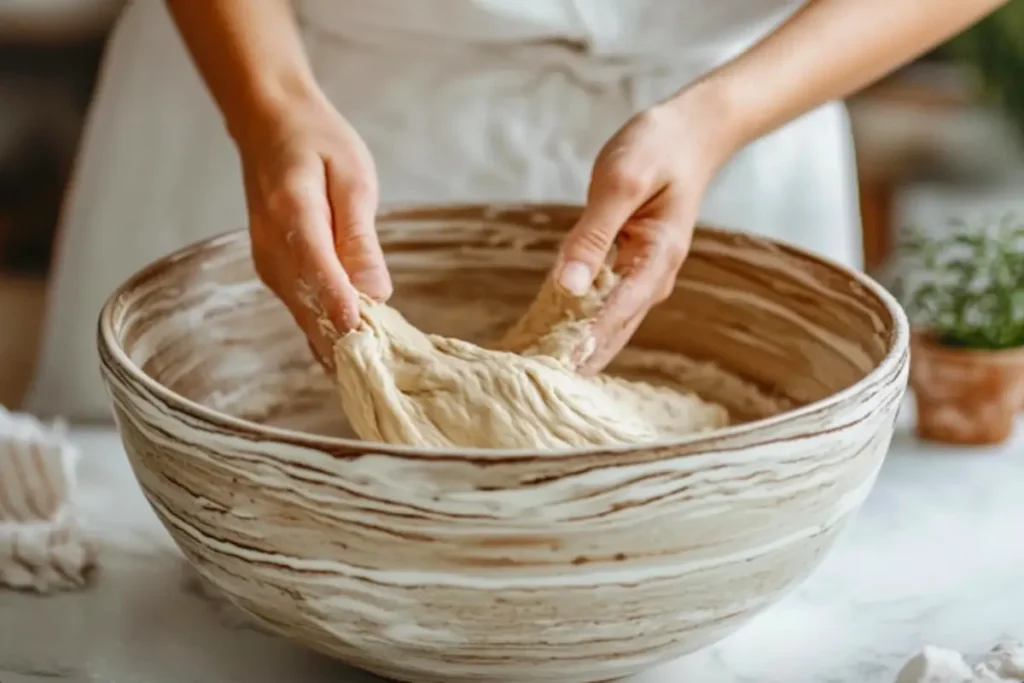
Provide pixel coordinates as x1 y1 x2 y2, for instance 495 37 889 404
554 88 736 374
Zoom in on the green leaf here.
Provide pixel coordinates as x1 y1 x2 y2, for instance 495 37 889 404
896 212 1024 348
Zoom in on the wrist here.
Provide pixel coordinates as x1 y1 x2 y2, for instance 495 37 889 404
226 70 330 150
661 73 755 171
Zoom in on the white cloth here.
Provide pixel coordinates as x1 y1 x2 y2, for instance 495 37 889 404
26 0 861 421
0 408 94 592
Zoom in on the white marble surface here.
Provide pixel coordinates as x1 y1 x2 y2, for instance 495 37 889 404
0 405 1021 683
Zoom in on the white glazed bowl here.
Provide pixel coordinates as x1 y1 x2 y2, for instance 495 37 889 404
98 204 909 683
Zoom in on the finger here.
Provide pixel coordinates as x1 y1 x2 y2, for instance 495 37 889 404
578 274 656 375
555 170 650 296
307 339 332 372
277 167 363 333
292 294 337 372
291 224 361 334
579 307 646 376
579 229 681 374
255 253 337 371
325 158 393 302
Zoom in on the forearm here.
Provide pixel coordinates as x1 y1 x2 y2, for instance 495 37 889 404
681 0 1009 156
165 0 323 144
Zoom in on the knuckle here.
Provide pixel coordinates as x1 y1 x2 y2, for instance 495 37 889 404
604 167 646 197
576 225 614 253
326 158 378 206
567 227 615 262
265 171 319 217
344 178 378 207
264 184 305 218
335 222 377 254
633 108 665 131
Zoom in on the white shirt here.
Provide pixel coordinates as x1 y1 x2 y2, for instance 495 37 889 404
25 0 860 420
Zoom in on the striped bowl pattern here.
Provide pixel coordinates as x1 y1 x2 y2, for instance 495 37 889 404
97 204 909 683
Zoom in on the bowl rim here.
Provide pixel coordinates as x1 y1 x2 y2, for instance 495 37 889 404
97 202 910 458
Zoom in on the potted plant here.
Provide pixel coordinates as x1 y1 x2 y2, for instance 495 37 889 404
896 214 1024 445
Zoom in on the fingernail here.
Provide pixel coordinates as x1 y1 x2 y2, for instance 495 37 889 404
559 261 592 296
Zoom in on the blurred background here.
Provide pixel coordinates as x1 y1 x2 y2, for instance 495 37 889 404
1 1 1023 407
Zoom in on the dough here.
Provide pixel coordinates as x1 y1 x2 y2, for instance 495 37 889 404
332 268 729 449
896 643 1024 683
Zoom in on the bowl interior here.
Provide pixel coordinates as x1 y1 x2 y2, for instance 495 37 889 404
104 205 896 441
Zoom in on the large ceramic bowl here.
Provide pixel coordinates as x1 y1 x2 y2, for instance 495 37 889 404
98 204 909 683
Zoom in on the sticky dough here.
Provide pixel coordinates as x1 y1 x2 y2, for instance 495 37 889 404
332 268 729 449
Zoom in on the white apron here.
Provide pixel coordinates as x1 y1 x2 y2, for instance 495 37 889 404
26 0 862 421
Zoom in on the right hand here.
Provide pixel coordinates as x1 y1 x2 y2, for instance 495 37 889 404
236 93 391 368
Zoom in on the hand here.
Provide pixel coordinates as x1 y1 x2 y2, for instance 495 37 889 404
237 93 391 368
554 87 736 374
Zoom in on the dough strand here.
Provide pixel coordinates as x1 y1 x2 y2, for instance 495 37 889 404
332 269 728 449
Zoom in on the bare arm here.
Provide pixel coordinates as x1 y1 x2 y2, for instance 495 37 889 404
164 0 390 360
559 0 1010 372
164 0 321 144
686 0 1011 157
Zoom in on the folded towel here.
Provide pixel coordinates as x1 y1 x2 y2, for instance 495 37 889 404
0 407 94 592
896 641 1024 682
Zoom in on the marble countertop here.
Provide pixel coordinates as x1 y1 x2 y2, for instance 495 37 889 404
0 405 1021 683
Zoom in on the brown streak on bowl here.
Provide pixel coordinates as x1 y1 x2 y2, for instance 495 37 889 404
98 203 909 683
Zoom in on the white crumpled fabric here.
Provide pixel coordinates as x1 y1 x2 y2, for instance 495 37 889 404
26 0 861 422
0 407 94 592
896 642 1024 683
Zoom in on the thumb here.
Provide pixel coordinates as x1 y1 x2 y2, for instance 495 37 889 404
556 192 635 296
326 163 393 302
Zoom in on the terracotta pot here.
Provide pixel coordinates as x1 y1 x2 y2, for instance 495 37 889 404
97 204 909 683
910 329 1024 445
